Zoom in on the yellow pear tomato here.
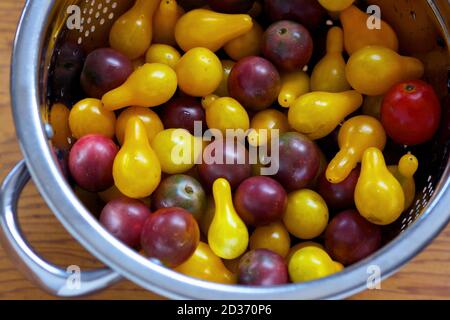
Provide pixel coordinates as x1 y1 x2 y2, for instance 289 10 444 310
152 0 185 46
116 106 164 145
102 63 178 111
288 91 363 140
208 178 249 260
175 242 236 284
288 247 337 283
175 9 253 52
355 147 405 225
326 115 386 184
340 5 398 54
109 0 160 59
203 96 250 134
113 117 161 199
286 242 324 264
346 46 424 96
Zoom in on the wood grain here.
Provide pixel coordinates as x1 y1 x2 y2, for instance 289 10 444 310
0 0 449 300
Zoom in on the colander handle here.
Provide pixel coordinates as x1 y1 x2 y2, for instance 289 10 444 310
0 160 122 297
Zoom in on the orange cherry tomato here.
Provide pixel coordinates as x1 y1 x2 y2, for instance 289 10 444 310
50 103 72 150
69 98 116 139
249 222 291 258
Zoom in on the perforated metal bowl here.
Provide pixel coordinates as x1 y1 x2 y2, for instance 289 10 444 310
1 0 449 299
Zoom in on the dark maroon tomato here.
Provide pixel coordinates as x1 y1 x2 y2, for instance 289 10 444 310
265 0 327 31
262 21 313 71
309 148 327 189
198 139 252 190
238 249 288 286
234 176 287 226
161 97 206 135
152 174 206 221
80 48 133 99
228 56 281 111
100 197 151 248
325 210 382 265
273 132 320 191
317 166 360 211
208 0 254 13
51 40 85 105
68 134 118 192
141 207 200 267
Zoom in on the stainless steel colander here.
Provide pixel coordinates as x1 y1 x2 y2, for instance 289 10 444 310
1 0 449 299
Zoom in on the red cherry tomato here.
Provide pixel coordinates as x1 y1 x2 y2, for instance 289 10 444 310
100 197 151 248
141 207 200 267
381 80 441 145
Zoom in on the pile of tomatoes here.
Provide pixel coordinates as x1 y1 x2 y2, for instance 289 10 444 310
50 0 444 287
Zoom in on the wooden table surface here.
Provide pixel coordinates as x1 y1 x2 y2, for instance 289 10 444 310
1 0 450 300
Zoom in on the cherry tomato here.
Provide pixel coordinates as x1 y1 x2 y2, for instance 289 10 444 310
248 109 290 147
68 135 118 192
151 129 201 174
176 48 223 97
283 189 329 240
145 44 181 69
238 249 289 286
197 139 251 190
69 98 116 139
80 48 133 99
249 222 291 258
224 21 263 61
100 197 151 248
273 132 321 191
161 97 206 135
174 242 236 284
141 207 200 267
381 80 441 145
325 209 382 265
286 241 324 264
152 174 206 221
234 176 287 226
317 166 360 211
50 103 72 150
